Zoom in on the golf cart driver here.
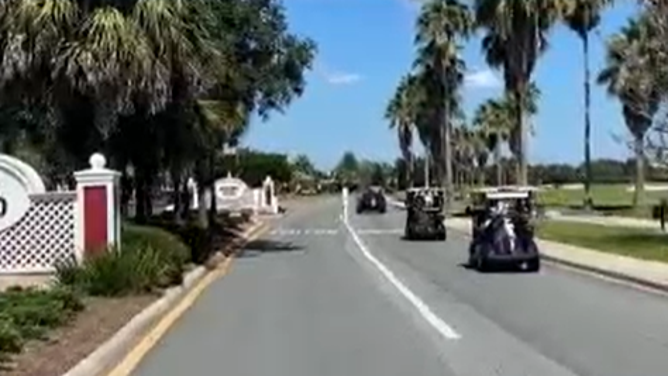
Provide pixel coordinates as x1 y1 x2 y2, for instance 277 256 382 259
467 187 540 272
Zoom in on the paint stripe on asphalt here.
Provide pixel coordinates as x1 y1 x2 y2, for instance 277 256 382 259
343 217 461 340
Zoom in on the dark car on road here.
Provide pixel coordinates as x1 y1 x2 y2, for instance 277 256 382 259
356 186 387 214
466 186 540 272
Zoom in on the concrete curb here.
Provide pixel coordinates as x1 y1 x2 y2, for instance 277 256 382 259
538 253 668 293
445 223 668 293
61 221 265 376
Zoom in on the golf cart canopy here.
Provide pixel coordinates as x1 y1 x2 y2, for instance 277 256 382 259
469 185 539 203
407 187 445 193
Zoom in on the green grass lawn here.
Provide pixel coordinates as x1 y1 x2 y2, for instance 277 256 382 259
538 184 667 206
535 183 668 218
536 220 668 263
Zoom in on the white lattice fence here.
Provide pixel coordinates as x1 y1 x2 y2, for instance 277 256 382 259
0 192 76 273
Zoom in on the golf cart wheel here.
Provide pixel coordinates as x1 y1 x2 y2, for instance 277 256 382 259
526 257 541 272
475 244 490 272
436 224 447 241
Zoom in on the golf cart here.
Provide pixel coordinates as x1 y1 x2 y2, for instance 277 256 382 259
404 187 447 240
466 186 540 272
357 186 387 214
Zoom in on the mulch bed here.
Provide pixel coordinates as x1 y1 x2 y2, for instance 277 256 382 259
0 295 157 376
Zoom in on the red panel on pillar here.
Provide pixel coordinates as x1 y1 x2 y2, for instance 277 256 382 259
84 186 108 255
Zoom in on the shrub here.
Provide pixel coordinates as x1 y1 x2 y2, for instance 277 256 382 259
55 224 192 296
0 315 22 356
56 246 179 297
0 286 84 359
123 224 190 268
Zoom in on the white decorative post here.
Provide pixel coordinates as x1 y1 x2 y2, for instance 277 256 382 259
262 176 278 214
342 186 349 220
252 188 261 216
187 177 198 209
74 153 121 260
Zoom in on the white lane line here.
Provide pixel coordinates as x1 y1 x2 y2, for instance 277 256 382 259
342 217 461 340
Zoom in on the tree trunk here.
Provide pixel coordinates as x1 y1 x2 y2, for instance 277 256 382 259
583 33 594 210
516 82 529 186
494 140 503 186
134 168 147 224
170 167 184 225
195 160 208 228
424 150 430 187
207 153 218 228
633 135 645 208
443 110 453 210
407 153 414 188
477 168 486 187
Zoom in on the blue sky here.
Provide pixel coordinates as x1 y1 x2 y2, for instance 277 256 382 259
243 0 641 171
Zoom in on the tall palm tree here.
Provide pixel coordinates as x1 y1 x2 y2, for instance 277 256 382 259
475 0 572 185
471 129 490 186
414 0 472 205
386 74 419 188
598 16 661 208
473 97 512 185
564 0 614 209
505 82 540 182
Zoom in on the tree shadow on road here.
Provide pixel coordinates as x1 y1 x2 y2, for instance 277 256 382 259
238 239 306 258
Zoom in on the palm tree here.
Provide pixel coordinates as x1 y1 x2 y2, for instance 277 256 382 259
505 82 540 182
598 16 661 208
1 0 211 163
471 129 490 186
386 74 419 188
414 0 472 205
475 0 572 185
473 97 512 185
564 0 614 209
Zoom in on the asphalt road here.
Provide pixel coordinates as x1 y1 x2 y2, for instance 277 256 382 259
132 195 668 376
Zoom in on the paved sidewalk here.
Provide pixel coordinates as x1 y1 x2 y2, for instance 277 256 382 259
446 217 668 291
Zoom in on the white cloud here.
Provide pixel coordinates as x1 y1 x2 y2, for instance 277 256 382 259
316 62 362 85
464 68 502 89
324 72 362 85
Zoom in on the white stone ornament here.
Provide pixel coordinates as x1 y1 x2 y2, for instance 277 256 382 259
89 153 107 169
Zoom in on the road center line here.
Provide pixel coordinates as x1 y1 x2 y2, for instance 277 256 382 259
341 189 460 340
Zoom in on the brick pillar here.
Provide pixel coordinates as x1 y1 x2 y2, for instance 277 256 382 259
74 153 121 260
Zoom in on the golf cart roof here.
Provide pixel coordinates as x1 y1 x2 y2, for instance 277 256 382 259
407 187 444 192
471 186 538 200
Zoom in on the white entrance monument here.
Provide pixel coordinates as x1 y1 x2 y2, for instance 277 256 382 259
0 154 46 232
0 153 120 274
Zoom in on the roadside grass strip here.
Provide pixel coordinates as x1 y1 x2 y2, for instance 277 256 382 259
537 221 668 263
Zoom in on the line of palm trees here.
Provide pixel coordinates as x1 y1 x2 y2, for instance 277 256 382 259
385 0 668 209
